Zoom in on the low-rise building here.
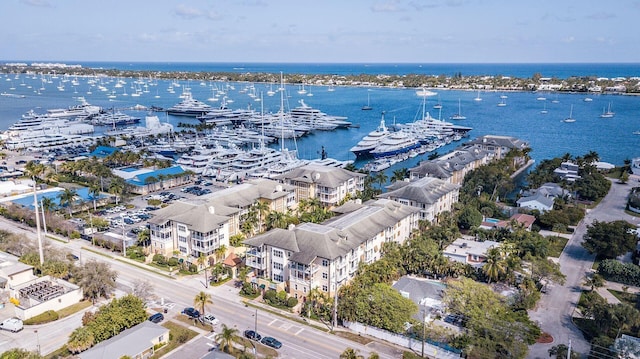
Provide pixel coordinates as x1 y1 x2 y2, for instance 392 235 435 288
274 164 365 208
244 199 420 300
516 192 555 212
553 162 581 182
379 177 460 223
392 276 446 321
78 321 169 359
409 148 490 185
113 165 193 195
443 237 500 268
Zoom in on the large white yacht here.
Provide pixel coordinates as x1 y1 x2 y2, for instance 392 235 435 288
350 113 390 159
166 94 213 117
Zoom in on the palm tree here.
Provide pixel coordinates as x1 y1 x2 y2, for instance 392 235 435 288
214 245 227 263
390 168 408 183
254 200 270 232
58 188 77 217
374 171 388 190
24 160 46 180
197 254 209 288
482 247 506 284
214 324 240 354
109 180 124 205
194 291 213 318
89 183 101 211
67 327 95 354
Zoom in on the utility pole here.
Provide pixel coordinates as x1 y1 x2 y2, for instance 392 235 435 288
421 309 426 357
40 199 47 236
567 339 571 359
333 263 338 329
32 180 44 265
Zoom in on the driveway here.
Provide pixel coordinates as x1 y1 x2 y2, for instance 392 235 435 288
528 177 636 358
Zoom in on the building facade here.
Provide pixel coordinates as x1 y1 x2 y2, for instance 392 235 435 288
244 199 420 300
379 177 460 223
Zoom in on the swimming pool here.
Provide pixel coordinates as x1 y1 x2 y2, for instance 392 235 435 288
11 187 107 210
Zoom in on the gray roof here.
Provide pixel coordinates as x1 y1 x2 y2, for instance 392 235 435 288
78 321 169 359
0 262 34 276
517 192 555 208
275 164 365 188
244 199 419 264
410 148 489 179
465 135 529 150
208 178 294 207
149 202 234 233
379 177 460 205
392 276 445 305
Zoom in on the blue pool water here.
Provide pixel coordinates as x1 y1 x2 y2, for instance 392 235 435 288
12 187 106 210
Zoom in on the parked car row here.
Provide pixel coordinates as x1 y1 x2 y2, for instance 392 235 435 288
243 329 282 349
181 185 211 196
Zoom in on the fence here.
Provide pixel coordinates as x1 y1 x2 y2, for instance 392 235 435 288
343 321 461 359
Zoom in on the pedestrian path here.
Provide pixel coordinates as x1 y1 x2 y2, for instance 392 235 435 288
596 281 640 305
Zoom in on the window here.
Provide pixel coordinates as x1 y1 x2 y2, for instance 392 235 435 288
273 274 283 282
273 262 283 271
321 259 329 267
322 272 328 280
273 250 283 258
322 285 328 292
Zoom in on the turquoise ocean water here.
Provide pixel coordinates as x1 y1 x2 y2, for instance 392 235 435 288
1 62 640 172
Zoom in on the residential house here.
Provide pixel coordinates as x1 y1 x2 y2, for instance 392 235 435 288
442 237 500 268
0 252 35 289
392 276 446 321
78 321 169 359
244 199 420 300
553 162 581 182
379 177 460 223
479 213 537 231
464 135 530 163
113 165 193 195
516 192 555 212
613 334 640 359
274 164 365 208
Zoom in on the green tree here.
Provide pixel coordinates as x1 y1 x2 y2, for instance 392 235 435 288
67 327 95 353
215 324 240 354
582 220 637 259
72 259 117 303
338 282 417 334
0 349 41 359
89 183 101 211
109 179 125 205
390 168 409 183
456 206 483 230
58 188 77 217
548 344 581 359
340 348 364 359
194 291 213 318
482 247 506 283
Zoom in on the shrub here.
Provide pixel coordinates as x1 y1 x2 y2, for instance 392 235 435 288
167 257 180 267
70 231 81 239
153 254 166 266
188 264 197 273
287 297 299 308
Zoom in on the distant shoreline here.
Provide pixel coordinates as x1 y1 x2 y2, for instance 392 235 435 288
2 63 639 95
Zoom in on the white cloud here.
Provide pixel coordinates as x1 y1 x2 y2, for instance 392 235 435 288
562 36 575 43
372 0 404 12
174 4 204 20
20 0 52 7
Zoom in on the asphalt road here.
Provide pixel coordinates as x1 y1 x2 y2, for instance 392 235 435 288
0 217 404 358
527 177 637 358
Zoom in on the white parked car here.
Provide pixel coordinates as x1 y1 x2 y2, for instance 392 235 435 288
202 314 219 326
0 318 23 332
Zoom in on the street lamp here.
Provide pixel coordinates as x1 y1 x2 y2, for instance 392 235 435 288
34 329 40 355
121 222 126 257
252 309 258 355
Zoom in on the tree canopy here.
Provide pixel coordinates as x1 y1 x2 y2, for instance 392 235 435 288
582 220 637 259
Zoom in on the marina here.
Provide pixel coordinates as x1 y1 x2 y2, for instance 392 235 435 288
1 66 640 174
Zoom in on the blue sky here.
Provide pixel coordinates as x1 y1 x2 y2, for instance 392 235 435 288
2 0 638 63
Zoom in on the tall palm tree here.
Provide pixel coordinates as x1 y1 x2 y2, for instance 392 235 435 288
214 245 227 263
197 254 209 287
24 160 46 180
482 247 506 284
194 291 213 318
89 183 101 211
58 188 77 217
109 180 124 205
374 171 388 190
391 168 408 183
214 324 240 354
254 200 270 232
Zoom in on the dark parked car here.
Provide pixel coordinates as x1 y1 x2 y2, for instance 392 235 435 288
181 307 200 319
260 336 282 349
243 329 262 341
148 313 164 323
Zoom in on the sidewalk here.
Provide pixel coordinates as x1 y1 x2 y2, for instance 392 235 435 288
596 281 640 305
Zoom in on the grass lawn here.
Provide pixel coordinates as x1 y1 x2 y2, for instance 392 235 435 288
608 289 638 306
150 321 199 359
58 300 92 319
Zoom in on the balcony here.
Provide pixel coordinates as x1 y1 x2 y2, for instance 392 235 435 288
246 249 267 270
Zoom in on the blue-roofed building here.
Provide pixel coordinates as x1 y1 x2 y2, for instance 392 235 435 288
113 166 192 195
88 146 120 159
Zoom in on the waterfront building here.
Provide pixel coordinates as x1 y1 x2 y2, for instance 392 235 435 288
379 177 460 223
274 164 365 208
112 166 192 195
409 148 490 185
243 199 420 300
